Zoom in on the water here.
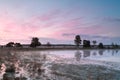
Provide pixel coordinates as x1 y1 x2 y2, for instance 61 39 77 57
0 49 120 80
40 49 120 63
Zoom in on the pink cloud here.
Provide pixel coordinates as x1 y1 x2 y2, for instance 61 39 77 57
31 9 61 22
0 9 119 45
60 18 82 28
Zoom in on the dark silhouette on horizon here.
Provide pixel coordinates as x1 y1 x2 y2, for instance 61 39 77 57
30 37 41 48
92 40 97 47
6 42 14 47
74 35 81 47
6 42 22 47
46 42 51 47
0 35 120 49
98 43 104 49
83 40 91 48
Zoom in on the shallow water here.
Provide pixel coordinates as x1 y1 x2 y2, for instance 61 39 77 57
33 49 120 62
0 49 120 80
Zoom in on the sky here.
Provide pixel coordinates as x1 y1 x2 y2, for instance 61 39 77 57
0 0 120 45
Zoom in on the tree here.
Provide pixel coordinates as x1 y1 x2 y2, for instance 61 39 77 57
6 42 14 47
15 43 22 47
92 40 97 46
46 42 51 47
83 40 91 48
30 37 41 47
114 43 119 48
98 43 104 49
111 43 115 48
112 43 119 48
74 35 81 47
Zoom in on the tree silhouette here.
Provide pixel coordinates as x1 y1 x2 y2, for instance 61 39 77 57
15 43 22 47
98 43 104 49
46 42 51 47
6 42 14 47
83 40 91 48
114 43 119 48
111 43 119 48
111 42 115 48
30 37 41 48
74 35 81 47
92 40 97 46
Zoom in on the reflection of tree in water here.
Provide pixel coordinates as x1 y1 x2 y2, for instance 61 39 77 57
112 50 119 56
93 52 97 56
83 50 91 58
75 50 81 61
115 50 119 53
112 50 115 56
98 50 104 56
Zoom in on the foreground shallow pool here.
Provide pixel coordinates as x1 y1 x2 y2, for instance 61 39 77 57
0 49 120 80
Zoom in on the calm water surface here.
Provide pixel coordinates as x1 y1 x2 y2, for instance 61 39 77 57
41 49 120 62
0 49 120 80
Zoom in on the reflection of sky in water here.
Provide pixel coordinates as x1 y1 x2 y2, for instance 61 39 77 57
44 50 120 63
87 50 120 62
0 50 120 79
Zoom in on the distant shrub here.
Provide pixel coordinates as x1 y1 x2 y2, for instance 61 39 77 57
98 43 104 49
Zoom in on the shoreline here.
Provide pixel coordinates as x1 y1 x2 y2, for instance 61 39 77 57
0 47 120 51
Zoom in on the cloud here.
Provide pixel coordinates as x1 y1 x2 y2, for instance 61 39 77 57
62 33 76 36
31 9 61 22
103 17 120 22
0 8 120 45
60 17 82 28
0 9 71 44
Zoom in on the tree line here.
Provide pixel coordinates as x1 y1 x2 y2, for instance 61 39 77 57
74 35 104 48
4 35 119 49
5 37 41 48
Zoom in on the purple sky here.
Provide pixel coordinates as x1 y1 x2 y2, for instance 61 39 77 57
0 0 120 45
